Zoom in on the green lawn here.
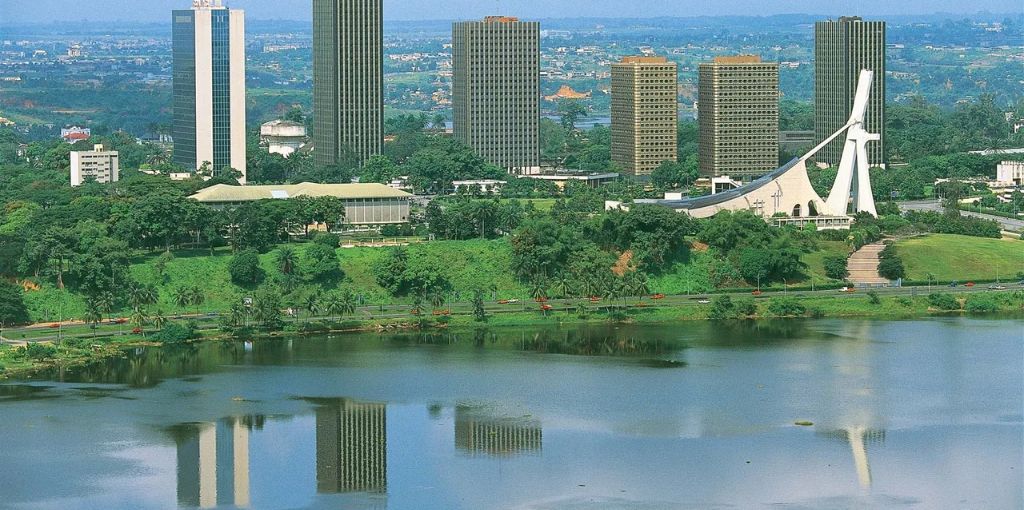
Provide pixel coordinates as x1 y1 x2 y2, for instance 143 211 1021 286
897 234 1024 282
801 240 853 285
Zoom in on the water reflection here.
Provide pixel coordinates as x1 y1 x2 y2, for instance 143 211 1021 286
454 404 542 457
311 398 387 495
168 416 262 508
0 319 1018 509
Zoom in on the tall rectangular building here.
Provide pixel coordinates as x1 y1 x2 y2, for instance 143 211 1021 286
611 56 678 177
815 16 886 167
313 0 383 170
172 0 246 183
453 17 540 175
698 56 779 180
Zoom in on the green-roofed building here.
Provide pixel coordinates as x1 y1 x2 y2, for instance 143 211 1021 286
189 182 411 225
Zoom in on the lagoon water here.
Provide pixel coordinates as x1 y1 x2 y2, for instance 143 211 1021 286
0 318 1021 509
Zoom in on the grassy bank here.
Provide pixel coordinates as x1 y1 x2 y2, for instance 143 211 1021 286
17 233 1022 326
4 288 1022 380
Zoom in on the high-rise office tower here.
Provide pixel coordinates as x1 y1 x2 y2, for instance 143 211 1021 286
172 0 246 183
453 17 540 175
611 56 679 177
815 16 886 167
313 0 383 170
315 399 387 494
698 55 779 180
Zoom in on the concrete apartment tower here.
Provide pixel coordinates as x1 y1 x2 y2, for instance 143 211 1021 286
453 17 540 175
698 55 780 180
172 0 246 183
313 0 384 171
815 16 886 167
70 144 119 186
610 56 679 177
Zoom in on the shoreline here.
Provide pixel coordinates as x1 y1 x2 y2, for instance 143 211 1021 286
3 291 1022 381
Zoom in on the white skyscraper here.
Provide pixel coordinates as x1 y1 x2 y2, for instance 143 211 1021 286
172 0 247 183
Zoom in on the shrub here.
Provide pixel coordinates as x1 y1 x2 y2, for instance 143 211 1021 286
965 298 999 314
877 245 906 281
867 291 881 305
304 243 342 282
896 297 913 307
734 298 758 318
312 232 341 248
229 249 266 286
823 254 850 280
708 295 735 320
155 323 195 344
928 293 960 311
24 343 57 361
767 298 807 317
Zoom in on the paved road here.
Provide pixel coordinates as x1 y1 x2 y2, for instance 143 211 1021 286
901 199 1024 233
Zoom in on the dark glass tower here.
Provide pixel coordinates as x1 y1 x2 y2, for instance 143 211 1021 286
815 16 886 167
172 1 247 182
312 0 384 171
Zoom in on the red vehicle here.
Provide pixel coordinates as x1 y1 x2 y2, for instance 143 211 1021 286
498 299 511 305
432 310 451 316
589 296 601 303
48 323 60 329
752 290 763 296
652 294 666 300
115 318 128 324
535 296 548 303
540 304 553 311
131 327 142 334
965 282 976 288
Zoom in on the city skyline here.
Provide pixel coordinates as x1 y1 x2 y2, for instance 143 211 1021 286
2 0 1021 23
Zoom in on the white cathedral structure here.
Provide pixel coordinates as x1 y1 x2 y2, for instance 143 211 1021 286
615 70 881 230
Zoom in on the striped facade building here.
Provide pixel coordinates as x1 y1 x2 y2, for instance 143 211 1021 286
313 0 384 170
453 17 541 174
815 16 887 167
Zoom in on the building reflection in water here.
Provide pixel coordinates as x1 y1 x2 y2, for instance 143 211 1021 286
170 415 263 508
314 398 387 495
454 404 542 457
819 427 886 489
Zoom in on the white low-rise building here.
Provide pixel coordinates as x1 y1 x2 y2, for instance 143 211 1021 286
70 144 119 186
996 161 1024 186
260 120 307 157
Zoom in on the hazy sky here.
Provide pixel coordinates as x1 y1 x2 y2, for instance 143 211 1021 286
1 0 1020 23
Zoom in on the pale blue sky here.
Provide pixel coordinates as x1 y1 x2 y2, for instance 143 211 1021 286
1 0 1020 23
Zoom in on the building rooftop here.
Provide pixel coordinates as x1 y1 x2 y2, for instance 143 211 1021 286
618 56 669 64
483 16 519 23
711 55 763 64
190 182 412 203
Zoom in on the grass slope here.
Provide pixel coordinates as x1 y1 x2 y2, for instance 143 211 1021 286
897 234 1024 282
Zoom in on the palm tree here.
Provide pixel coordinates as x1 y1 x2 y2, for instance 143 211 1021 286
304 292 321 322
129 309 148 338
173 286 191 316
189 286 205 316
553 275 573 299
628 273 650 304
152 310 168 331
275 246 298 275
321 293 342 322
530 280 549 301
428 288 445 311
84 300 103 336
338 291 357 320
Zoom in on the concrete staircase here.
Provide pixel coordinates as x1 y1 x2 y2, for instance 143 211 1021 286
848 242 891 287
